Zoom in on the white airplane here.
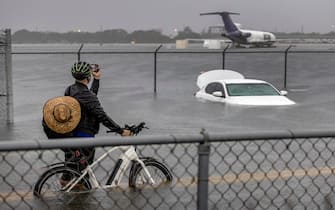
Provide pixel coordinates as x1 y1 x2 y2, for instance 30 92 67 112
200 11 276 47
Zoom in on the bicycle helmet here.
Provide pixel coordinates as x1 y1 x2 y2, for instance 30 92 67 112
71 61 91 80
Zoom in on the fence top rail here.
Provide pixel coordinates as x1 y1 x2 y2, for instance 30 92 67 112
1 129 335 152
8 48 335 55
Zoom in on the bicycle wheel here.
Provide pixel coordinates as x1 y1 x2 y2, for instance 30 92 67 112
34 166 92 198
129 158 173 189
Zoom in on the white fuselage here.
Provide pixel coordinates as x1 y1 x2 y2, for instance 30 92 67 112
241 29 276 45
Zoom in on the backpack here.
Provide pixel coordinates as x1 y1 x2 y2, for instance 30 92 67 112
42 119 74 139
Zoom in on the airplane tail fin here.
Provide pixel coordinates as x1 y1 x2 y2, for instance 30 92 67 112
200 11 240 33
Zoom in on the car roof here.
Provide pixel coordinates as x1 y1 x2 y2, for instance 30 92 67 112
197 69 245 88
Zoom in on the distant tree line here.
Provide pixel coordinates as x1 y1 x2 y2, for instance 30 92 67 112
12 27 201 44
11 27 335 43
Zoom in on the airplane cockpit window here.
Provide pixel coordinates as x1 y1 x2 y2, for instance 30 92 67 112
264 34 271 40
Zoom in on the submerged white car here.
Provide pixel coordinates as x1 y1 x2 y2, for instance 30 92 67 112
195 69 295 106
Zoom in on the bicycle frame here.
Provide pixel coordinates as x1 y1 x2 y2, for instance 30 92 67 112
64 145 155 192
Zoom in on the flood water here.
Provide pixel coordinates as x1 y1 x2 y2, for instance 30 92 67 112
2 43 335 140
2 43 335 209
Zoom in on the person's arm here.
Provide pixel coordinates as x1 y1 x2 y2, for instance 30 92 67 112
96 106 132 136
90 79 99 95
81 92 130 135
90 70 101 95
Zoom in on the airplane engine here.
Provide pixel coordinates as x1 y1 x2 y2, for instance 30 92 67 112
241 32 251 38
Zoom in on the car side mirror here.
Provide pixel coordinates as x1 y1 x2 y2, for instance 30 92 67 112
280 90 288 96
212 91 224 97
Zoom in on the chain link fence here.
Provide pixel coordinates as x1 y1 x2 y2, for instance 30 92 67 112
4 34 335 209
0 29 13 124
1 131 335 209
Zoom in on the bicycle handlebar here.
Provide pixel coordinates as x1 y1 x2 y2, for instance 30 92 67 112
107 122 148 136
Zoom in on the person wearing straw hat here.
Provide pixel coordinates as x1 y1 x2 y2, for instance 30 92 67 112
65 62 131 137
43 61 131 178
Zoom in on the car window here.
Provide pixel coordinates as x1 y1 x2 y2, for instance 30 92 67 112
205 82 224 95
226 83 280 96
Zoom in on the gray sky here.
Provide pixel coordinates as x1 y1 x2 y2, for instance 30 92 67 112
1 0 335 34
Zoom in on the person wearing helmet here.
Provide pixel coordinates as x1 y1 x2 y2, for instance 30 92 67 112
62 61 131 174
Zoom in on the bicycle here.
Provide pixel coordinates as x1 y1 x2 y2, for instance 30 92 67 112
33 122 173 198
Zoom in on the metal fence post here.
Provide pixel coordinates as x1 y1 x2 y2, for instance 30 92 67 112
222 44 230 69
154 44 163 93
197 129 211 210
284 45 293 90
77 43 84 62
5 29 13 124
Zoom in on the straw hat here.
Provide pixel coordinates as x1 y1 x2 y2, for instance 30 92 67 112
43 96 81 134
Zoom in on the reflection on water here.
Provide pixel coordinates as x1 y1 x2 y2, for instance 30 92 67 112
34 185 178 210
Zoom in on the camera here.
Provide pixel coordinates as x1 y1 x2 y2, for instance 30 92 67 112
91 64 100 72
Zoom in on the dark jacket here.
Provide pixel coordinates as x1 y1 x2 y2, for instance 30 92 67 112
64 79 123 136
